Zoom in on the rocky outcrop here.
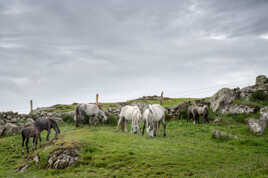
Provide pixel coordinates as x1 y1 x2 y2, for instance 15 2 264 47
3 123 22 136
248 118 267 136
220 104 257 114
47 147 79 169
210 88 237 113
256 75 268 86
260 107 268 122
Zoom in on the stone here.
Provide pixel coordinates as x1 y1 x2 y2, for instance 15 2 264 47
0 126 5 136
47 147 79 169
210 88 237 113
212 130 238 139
25 118 35 127
248 118 266 136
16 164 30 173
260 106 268 122
256 75 268 86
0 119 5 125
220 104 257 114
213 117 223 124
3 123 21 136
52 117 64 123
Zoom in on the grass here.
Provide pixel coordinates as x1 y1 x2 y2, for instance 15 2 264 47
1 119 268 178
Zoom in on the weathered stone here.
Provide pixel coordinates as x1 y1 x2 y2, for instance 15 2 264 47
0 126 5 136
212 130 238 139
248 118 266 136
0 119 5 125
47 147 79 169
16 164 30 173
256 75 268 86
260 106 268 122
3 123 21 136
210 88 237 113
213 117 223 124
51 117 64 123
220 104 257 114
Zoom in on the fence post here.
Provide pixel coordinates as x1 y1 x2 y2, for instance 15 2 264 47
30 100 33 113
160 91 164 105
96 93 99 105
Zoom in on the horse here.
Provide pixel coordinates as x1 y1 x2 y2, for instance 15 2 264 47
197 105 209 123
142 104 166 137
74 103 107 127
34 118 61 141
117 105 142 134
21 126 41 155
188 105 209 124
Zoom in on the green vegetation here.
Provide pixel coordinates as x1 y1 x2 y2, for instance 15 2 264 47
1 118 268 177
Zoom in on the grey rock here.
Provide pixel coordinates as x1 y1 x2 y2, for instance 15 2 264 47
256 75 268 86
248 118 267 136
47 147 79 169
3 123 21 136
212 130 238 139
210 88 237 113
260 106 268 122
213 117 223 124
220 104 257 114
0 126 5 136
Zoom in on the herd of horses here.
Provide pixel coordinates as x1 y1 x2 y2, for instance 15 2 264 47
21 102 209 155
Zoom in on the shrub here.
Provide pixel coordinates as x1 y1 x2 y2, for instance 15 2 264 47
250 90 268 102
105 114 118 126
62 114 74 123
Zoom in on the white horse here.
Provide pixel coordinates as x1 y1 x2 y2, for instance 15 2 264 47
74 103 107 127
117 105 142 134
142 104 166 137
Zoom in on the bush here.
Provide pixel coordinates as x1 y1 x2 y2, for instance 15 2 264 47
250 90 268 101
62 114 74 123
105 115 118 126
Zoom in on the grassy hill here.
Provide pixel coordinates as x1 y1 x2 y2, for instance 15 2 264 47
1 96 268 177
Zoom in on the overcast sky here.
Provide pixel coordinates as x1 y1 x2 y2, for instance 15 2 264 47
1 0 268 113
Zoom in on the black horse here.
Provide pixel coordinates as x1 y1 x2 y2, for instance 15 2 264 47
34 118 61 141
21 118 60 154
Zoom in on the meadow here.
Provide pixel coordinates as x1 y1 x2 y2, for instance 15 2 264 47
0 116 268 177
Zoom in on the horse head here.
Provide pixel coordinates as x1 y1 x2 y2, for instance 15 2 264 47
50 119 61 134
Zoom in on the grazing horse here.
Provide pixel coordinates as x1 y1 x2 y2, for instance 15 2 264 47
197 105 209 123
188 105 209 124
34 118 61 141
142 104 166 137
117 105 142 134
74 103 107 127
21 126 41 155
187 105 200 124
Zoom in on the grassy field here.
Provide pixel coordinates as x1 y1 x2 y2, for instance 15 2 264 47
0 118 268 178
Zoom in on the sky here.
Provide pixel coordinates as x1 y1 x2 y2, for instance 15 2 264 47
0 0 268 113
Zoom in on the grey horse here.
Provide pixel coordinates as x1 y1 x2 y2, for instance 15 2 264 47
74 103 107 127
188 105 209 124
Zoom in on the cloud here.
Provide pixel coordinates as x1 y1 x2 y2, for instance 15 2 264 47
0 0 268 113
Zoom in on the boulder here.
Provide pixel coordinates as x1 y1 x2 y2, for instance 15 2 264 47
256 75 268 86
47 147 79 169
210 88 237 113
260 106 268 122
0 126 5 136
212 130 238 139
3 123 21 136
248 118 267 136
220 104 257 114
0 119 5 125
25 118 35 127
51 117 64 124
213 117 223 124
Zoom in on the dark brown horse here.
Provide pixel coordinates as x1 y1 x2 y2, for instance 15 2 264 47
21 118 60 155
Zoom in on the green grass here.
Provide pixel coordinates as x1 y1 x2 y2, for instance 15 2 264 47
1 120 268 178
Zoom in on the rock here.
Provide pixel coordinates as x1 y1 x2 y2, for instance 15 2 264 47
210 88 237 113
16 164 30 173
213 117 223 124
25 118 35 127
0 126 5 136
248 118 267 136
212 130 238 139
220 104 257 114
47 147 79 169
0 119 5 125
256 75 268 86
3 123 21 136
260 106 268 122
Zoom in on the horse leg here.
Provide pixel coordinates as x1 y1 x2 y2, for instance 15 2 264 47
35 136 39 150
22 136 25 155
157 121 161 133
116 116 123 132
161 119 166 137
39 134 42 148
94 116 97 128
142 120 146 136
26 138 29 154
32 136 36 151
46 129 50 141
153 121 157 137
124 120 128 132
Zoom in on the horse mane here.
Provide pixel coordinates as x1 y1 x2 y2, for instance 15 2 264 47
148 104 153 113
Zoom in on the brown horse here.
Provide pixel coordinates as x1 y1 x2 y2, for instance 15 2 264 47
21 126 41 155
